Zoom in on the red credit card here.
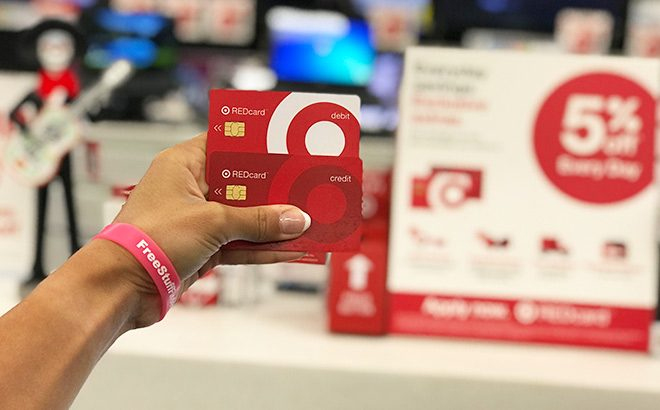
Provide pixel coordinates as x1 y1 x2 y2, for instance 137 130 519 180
208 151 363 251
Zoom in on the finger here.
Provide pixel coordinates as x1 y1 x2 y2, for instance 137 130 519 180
212 203 312 244
217 250 306 265
184 132 207 151
152 133 208 195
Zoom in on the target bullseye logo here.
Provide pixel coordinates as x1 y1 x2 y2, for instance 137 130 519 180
221 169 231 178
266 158 363 245
221 106 231 115
514 301 540 326
266 94 360 157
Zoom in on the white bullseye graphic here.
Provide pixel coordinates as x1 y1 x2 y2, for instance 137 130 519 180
266 93 360 154
221 106 230 115
305 121 345 156
426 172 472 208
221 169 231 178
444 186 466 206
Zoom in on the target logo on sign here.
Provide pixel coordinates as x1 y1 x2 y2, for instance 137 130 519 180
534 72 655 204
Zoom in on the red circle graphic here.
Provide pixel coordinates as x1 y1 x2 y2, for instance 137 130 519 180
533 72 655 204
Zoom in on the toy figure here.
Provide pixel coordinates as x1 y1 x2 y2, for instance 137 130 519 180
7 20 132 295
9 20 86 294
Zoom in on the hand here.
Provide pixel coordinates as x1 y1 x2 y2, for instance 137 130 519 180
108 133 311 325
45 87 68 108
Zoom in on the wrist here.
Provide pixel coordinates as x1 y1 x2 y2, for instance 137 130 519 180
94 224 182 321
59 240 162 330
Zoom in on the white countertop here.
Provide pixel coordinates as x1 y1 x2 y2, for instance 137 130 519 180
113 293 660 393
2 279 660 409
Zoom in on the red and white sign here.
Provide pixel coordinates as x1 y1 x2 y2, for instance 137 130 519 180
390 293 653 351
362 169 391 242
389 48 659 351
534 73 654 204
328 242 389 335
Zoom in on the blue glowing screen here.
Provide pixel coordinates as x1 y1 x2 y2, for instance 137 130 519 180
270 20 375 87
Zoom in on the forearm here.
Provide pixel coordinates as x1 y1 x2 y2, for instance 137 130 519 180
0 133 309 408
0 240 144 409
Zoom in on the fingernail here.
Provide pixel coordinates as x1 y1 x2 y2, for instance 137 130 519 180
279 209 312 235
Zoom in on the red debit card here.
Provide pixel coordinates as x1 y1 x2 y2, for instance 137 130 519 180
208 151 363 252
207 89 361 160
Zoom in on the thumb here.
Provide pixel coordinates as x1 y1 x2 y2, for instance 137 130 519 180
211 203 312 244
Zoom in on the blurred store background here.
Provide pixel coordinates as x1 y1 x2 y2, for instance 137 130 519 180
2 0 655 296
2 1 660 409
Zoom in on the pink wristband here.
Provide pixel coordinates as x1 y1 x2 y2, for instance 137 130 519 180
94 223 181 320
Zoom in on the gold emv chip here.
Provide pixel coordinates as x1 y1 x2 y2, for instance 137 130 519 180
226 185 247 201
224 122 245 138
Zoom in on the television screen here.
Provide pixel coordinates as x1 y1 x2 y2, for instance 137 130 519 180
267 7 376 87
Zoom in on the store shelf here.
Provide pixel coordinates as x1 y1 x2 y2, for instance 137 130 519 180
1 280 659 410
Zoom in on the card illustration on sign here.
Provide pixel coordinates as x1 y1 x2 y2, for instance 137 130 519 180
411 168 482 209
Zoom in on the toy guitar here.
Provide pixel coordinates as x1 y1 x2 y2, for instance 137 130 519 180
4 59 133 186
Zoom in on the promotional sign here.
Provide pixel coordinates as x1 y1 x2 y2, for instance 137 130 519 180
362 169 392 242
328 241 389 335
0 73 36 281
207 89 363 252
389 47 659 351
328 169 392 335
